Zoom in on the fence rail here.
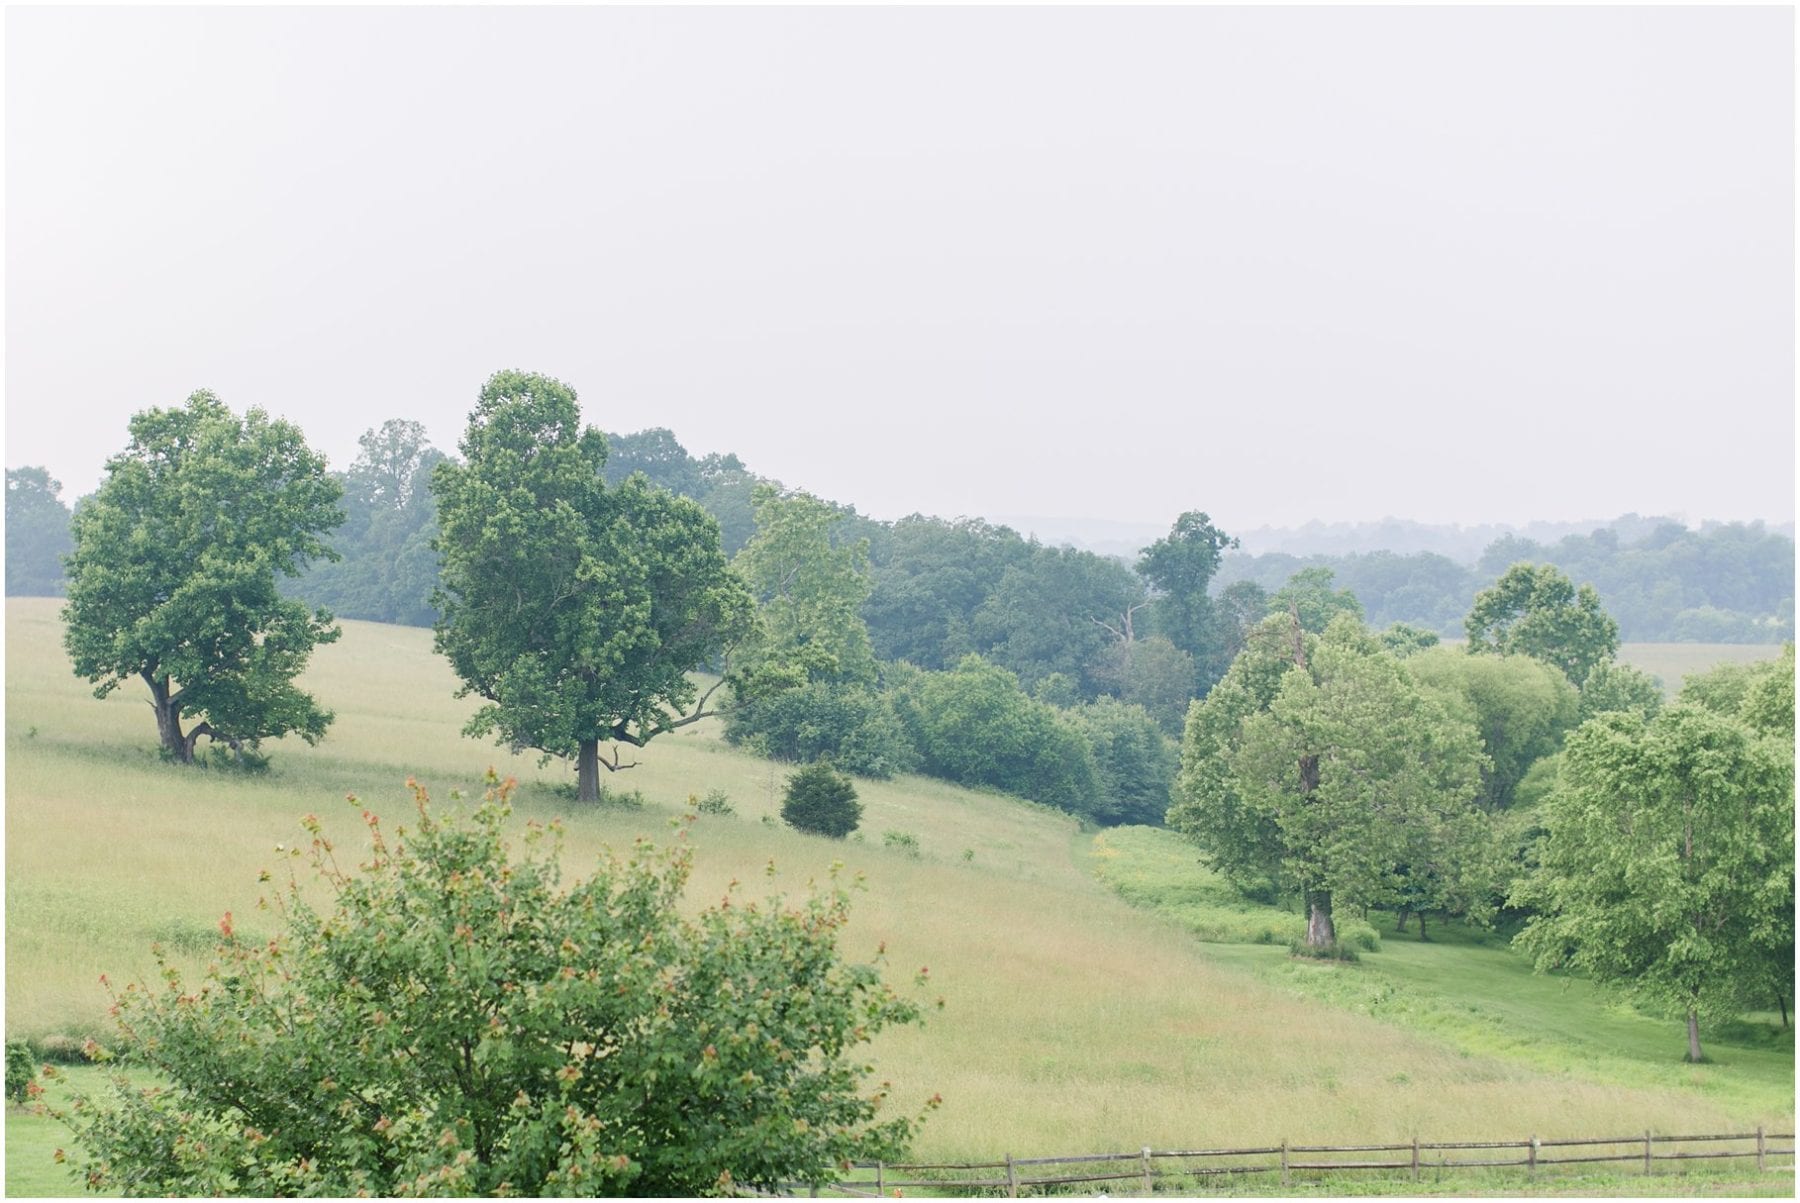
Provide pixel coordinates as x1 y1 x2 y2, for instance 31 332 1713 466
733 1127 1795 1197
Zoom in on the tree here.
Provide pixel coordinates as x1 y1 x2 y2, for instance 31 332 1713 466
1268 566 1365 634
894 655 1101 819
295 420 447 627
1464 563 1619 685
1068 696 1179 827
1137 511 1236 671
732 485 878 693
431 371 754 801
1514 705 1794 1061
51 777 931 1195
1577 660 1664 723
971 544 1145 697
1091 634 1198 735
62 391 343 764
5 466 74 596
781 761 864 838
1171 614 1486 948
1407 648 1580 811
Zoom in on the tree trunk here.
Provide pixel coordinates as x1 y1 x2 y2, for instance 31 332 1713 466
146 674 193 764
1417 911 1429 942
1305 890 1336 948
1395 910 1411 933
1685 1007 1705 1063
1776 981 1790 1031
577 739 601 803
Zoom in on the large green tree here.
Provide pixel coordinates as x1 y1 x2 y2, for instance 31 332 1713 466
62 391 343 764
5 466 74 596
431 371 754 801
1170 614 1486 947
1514 703 1794 1061
1464 563 1619 685
1406 647 1580 811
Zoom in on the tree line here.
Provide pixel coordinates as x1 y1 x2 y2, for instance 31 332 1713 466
1214 519 1794 643
34 373 1799 1062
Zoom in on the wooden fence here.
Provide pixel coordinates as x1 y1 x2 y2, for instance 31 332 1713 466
733 1127 1795 1197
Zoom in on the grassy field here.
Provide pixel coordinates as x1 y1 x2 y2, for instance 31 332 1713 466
6 598 1793 1194
1614 642 1786 696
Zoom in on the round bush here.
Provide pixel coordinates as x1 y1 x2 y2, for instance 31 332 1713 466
781 762 862 839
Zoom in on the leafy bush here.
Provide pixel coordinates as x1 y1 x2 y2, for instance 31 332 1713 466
893 656 1101 819
6 1040 35 1105
781 762 863 839
725 681 919 779
1288 938 1361 963
47 774 932 1196
690 789 735 816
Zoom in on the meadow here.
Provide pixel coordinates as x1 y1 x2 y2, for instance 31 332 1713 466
5 598 1792 1193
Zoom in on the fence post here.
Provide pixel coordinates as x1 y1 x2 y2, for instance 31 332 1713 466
1411 1136 1419 1181
1757 1126 1766 1172
1528 1136 1538 1176
1643 1129 1652 1175
1141 1145 1154 1195
1280 1139 1289 1187
1005 1153 1017 1199
875 1162 884 1196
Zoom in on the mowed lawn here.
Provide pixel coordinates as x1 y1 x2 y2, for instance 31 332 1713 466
6 597 1793 1195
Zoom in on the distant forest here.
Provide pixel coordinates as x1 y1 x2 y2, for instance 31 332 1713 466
8 423 1793 658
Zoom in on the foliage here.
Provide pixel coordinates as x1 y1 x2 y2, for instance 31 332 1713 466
61 390 343 764
894 655 1102 820
1269 566 1365 634
1171 614 1488 946
1407 647 1580 811
5 467 73 597
732 484 879 692
291 420 446 627
432 371 754 800
49 776 929 1195
1577 660 1665 723
1379 622 1440 657
781 762 864 839
882 830 922 858
970 544 1145 697
1136 511 1235 680
1089 634 1197 735
1464 563 1620 685
6 1041 36 1106
725 680 918 779
690 789 735 816
1215 519 1793 644
1067 696 1178 827
863 516 1032 670
1514 705 1794 1061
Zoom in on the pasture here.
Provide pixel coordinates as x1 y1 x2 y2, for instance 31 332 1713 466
4 598 1792 1193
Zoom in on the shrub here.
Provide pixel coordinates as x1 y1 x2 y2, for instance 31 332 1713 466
690 789 735 817
6 1040 35 1105
47 774 932 1196
781 762 863 839
882 830 921 858
725 682 919 779
1288 938 1361 963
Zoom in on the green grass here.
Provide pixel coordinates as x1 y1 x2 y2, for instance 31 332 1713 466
1092 824 1794 1124
7 598 1794 1194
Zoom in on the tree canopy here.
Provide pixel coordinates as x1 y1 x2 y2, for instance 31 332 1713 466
62 391 343 764
431 371 754 801
1463 563 1620 685
5 466 74 597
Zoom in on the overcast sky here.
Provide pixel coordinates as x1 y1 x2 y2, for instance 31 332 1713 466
6 6 1793 534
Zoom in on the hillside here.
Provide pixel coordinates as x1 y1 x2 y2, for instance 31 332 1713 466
5 598 1792 1182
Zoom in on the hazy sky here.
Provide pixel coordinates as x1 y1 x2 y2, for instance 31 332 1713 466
6 6 1793 533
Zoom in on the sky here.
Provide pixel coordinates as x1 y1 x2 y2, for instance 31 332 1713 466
5 6 1794 534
